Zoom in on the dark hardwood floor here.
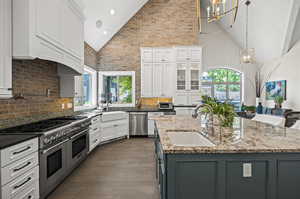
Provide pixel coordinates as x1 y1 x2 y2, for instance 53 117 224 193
47 138 159 199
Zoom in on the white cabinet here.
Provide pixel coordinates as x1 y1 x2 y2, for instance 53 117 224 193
174 47 202 106
89 115 101 153
13 0 85 74
1 138 39 199
148 112 163 136
141 63 153 97
100 112 129 143
175 107 195 116
0 0 12 98
141 48 175 98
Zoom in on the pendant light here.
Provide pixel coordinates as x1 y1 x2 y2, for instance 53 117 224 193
240 0 255 64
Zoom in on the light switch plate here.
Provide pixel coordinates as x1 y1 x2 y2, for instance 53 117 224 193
243 163 252 178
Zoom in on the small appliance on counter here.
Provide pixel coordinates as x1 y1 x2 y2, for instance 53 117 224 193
159 102 174 110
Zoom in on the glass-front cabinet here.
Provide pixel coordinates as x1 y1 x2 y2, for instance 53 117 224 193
176 63 201 92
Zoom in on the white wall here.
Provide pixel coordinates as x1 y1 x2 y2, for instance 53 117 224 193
261 41 300 110
199 19 257 105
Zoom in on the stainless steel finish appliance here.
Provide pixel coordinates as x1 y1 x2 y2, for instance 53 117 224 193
0 116 91 199
159 102 174 110
129 112 148 136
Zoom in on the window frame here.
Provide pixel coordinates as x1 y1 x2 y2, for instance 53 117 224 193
98 71 136 107
201 68 243 105
74 65 98 111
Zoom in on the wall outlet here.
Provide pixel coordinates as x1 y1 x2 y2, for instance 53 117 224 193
62 104 65 109
67 103 73 109
243 163 252 178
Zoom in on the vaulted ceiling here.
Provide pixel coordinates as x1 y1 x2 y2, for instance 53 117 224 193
201 0 300 63
82 0 150 51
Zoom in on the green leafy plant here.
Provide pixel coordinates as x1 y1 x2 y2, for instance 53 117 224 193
274 96 284 108
200 95 236 128
244 105 256 112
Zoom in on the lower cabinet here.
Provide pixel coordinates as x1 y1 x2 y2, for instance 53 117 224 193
0 138 40 199
157 144 300 199
100 118 129 143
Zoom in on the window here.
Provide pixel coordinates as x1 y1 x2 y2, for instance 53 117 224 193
74 66 97 111
201 68 242 109
99 71 135 107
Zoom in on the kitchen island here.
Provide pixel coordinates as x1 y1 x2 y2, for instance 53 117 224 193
152 115 300 199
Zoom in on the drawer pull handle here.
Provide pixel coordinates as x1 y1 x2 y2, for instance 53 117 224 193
13 146 31 155
14 177 31 189
13 162 31 172
93 128 98 131
113 125 118 127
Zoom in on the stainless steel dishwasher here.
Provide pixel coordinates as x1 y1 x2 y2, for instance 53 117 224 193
129 112 148 136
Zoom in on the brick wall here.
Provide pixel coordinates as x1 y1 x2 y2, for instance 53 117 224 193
0 59 73 129
84 42 98 70
97 0 200 100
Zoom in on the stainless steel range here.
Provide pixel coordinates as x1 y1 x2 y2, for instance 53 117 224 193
0 116 91 199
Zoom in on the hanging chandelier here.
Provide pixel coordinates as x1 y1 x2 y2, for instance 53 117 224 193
240 0 255 64
206 0 240 24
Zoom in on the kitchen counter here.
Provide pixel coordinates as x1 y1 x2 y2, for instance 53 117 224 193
0 134 39 149
152 115 300 154
106 107 176 113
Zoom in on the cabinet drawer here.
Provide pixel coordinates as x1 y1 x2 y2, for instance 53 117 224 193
89 125 101 134
1 152 38 186
1 138 39 167
12 179 39 199
2 166 39 199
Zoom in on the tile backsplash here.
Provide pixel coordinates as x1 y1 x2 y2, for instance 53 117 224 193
0 59 74 129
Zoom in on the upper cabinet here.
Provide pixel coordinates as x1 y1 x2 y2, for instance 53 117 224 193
0 0 12 98
141 48 175 98
13 0 85 74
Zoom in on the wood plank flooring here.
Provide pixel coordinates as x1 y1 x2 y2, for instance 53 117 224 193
47 138 159 199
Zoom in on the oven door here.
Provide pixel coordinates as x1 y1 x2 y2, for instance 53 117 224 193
39 139 68 199
67 129 89 172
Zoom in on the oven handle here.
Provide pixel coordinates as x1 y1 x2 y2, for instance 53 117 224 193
41 139 69 155
70 129 89 140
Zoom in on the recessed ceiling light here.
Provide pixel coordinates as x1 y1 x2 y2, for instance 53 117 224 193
96 20 103 29
110 9 115 15
103 30 108 35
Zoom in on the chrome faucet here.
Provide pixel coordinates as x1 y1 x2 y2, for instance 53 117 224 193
192 104 204 119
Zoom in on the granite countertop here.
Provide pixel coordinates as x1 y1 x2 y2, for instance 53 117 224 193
0 134 39 150
151 115 300 154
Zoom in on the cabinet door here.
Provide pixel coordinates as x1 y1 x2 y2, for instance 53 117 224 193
141 48 153 63
162 63 175 97
226 161 268 199
176 63 188 91
190 48 202 62
62 1 84 58
74 76 83 98
175 48 190 62
153 63 164 97
190 92 202 105
0 0 12 98
174 93 189 106
36 0 63 48
141 63 153 97
154 48 173 63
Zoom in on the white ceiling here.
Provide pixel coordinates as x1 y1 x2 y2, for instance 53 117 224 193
82 0 150 51
202 0 299 64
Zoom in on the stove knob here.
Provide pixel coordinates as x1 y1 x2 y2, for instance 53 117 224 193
44 138 50 144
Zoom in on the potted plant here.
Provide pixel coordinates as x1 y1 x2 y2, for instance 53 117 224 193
200 96 236 131
274 96 284 109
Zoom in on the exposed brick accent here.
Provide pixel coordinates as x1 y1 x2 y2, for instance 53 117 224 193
84 42 98 70
97 0 200 100
0 59 73 129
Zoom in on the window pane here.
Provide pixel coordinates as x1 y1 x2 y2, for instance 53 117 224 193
228 70 241 83
104 75 133 105
214 84 227 101
118 76 132 104
209 69 227 83
83 73 92 105
229 84 240 101
201 85 212 97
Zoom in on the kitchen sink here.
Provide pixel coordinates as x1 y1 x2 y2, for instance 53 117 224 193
167 131 215 147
